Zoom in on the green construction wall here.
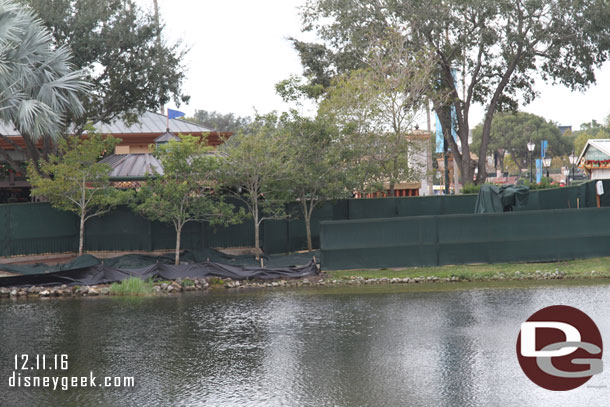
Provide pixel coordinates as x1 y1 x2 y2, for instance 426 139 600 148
320 207 610 270
1 180 609 258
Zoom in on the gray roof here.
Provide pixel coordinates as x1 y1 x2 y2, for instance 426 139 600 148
154 131 181 143
90 111 213 134
0 110 213 137
99 154 163 179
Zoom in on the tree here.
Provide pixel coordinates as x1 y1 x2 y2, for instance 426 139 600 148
18 0 189 132
282 112 351 251
0 0 88 173
318 32 433 195
28 133 131 255
471 112 570 173
188 110 251 133
219 115 291 259
134 135 243 265
294 0 610 185
572 118 610 154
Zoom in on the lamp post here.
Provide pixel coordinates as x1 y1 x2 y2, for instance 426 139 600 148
542 156 552 179
569 151 578 185
527 141 535 182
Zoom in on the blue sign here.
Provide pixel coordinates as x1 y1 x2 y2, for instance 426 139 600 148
434 109 458 153
536 158 542 183
541 140 548 158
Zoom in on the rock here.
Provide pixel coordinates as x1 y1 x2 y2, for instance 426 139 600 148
40 290 50 297
9 289 17 296
153 285 161 293
17 290 27 296
87 287 99 296
99 287 110 295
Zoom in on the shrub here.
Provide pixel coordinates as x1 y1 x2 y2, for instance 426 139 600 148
110 277 156 296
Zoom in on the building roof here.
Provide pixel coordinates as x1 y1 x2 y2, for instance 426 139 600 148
154 131 181 144
0 111 212 138
578 139 610 163
87 111 213 135
99 154 163 179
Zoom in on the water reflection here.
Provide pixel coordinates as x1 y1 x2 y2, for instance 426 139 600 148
1 284 609 406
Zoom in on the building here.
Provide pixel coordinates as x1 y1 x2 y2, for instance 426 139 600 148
577 139 610 180
0 111 231 202
353 130 434 198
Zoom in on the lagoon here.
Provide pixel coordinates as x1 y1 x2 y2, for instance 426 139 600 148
1 283 610 406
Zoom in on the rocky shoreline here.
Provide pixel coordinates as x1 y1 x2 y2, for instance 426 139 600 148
0 268 590 299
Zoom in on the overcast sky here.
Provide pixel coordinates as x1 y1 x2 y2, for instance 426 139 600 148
139 0 610 131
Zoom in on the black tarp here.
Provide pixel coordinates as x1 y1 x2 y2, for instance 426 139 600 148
0 260 319 288
0 249 320 275
474 184 530 213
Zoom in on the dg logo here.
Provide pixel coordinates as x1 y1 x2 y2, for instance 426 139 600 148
516 305 603 391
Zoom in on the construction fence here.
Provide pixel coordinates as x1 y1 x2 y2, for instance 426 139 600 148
320 206 610 270
0 180 608 259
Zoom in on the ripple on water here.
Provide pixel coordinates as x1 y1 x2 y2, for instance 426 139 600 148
1 285 610 406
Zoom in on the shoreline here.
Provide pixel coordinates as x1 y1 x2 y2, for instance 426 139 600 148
1 271 610 300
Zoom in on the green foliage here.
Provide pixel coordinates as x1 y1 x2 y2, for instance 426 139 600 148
471 112 571 171
317 32 434 193
27 133 132 254
19 0 188 129
219 114 292 258
276 75 326 104
181 278 195 287
134 135 244 264
521 178 557 190
208 277 224 286
110 278 156 296
281 111 352 250
0 0 88 171
462 184 482 195
187 110 251 133
572 118 610 154
294 0 610 184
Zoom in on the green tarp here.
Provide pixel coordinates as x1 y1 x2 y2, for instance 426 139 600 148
474 184 530 213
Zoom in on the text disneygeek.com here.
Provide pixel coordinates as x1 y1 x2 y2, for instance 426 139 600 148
8 354 135 391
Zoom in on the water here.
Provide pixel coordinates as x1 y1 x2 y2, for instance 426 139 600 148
1 283 610 406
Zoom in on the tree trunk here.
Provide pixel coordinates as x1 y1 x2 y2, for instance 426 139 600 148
175 224 182 265
304 206 313 252
79 212 85 256
388 182 395 197
253 198 261 260
254 220 261 260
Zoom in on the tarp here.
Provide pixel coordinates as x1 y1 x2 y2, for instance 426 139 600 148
474 184 530 213
0 249 320 275
0 260 319 288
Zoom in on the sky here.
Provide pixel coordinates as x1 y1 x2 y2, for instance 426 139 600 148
138 0 610 131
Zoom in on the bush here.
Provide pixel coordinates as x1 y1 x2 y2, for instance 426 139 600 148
521 177 557 190
181 278 195 287
462 184 482 194
110 277 156 296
